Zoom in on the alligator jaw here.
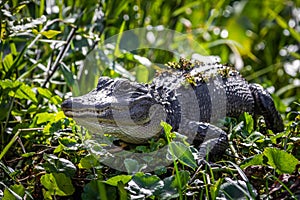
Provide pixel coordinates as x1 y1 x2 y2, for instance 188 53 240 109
62 104 152 126
63 107 160 144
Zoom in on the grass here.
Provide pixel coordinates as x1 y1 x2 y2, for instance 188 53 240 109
0 0 300 199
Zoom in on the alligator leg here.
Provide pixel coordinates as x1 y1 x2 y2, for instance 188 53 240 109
178 121 228 160
249 83 284 133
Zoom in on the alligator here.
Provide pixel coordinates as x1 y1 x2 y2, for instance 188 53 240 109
61 58 284 157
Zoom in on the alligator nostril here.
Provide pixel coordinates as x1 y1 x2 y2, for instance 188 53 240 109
61 98 73 110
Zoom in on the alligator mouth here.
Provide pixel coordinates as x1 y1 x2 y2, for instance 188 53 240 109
62 106 152 125
62 96 165 144
63 107 111 120
63 108 158 144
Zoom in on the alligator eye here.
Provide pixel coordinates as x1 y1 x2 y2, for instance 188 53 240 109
114 81 133 95
121 82 132 91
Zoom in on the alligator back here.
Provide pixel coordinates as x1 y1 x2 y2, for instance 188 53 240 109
150 58 279 132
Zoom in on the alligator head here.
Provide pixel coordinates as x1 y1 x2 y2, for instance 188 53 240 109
61 77 166 143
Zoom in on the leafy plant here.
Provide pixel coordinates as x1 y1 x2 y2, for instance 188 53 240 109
1 0 300 199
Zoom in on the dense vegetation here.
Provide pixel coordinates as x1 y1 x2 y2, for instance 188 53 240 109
0 0 300 199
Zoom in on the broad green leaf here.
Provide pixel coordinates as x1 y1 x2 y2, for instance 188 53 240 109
55 111 67 121
104 175 132 186
41 30 61 39
40 174 56 193
15 84 38 103
41 173 75 196
42 189 52 200
78 155 99 169
263 147 299 174
52 173 75 196
127 172 163 197
240 154 264 169
2 80 38 103
43 154 77 177
53 144 65 154
50 95 62 104
0 79 21 89
3 184 25 200
37 87 53 99
35 113 55 124
131 172 163 191
240 148 299 174
168 142 197 169
35 111 66 125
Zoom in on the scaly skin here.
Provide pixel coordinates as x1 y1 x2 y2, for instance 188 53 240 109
62 58 284 156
